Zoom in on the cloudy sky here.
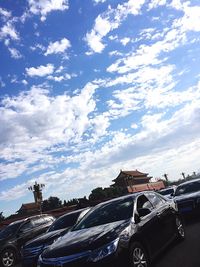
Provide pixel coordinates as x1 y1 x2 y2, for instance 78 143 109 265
0 0 200 216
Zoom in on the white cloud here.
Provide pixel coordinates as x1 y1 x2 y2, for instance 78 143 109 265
109 50 123 56
22 79 28 85
28 0 69 21
0 77 5 88
45 38 71 56
148 0 167 10
0 22 19 41
0 7 11 20
0 82 98 179
8 47 22 59
47 73 73 82
120 37 131 46
85 0 145 54
93 0 107 4
131 123 138 129
175 5 200 32
26 64 54 77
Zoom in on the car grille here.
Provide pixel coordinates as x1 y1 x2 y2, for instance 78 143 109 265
23 245 44 258
39 251 91 266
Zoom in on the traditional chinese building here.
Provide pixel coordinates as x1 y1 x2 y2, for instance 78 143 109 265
112 170 152 187
112 169 164 193
17 202 40 215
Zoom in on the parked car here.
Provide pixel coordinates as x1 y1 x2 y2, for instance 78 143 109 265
21 208 90 267
158 186 176 199
38 192 185 267
0 214 54 267
173 178 200 215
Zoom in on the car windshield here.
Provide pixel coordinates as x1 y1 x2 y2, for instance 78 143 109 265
73 197 134 230
48 211 81 232
175 181 200 196
0 222 21 239
159 188 174 196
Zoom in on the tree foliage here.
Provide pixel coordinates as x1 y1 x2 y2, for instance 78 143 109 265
89 186 125 201
42 196 62 211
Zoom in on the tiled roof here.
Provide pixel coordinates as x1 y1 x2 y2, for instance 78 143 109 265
21 202 40 210
121 170 148 177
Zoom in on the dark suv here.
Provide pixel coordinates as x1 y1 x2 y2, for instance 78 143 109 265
38 192 184 267
0 214 54 267
22 208 90 267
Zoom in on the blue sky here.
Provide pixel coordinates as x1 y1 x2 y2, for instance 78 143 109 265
0 0 200 216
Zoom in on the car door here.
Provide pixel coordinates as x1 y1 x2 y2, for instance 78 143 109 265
145 192 176 244
135 194 164 258
16 220 35 248
31 217 48 237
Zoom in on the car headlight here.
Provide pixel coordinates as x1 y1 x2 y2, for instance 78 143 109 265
89 238 119 263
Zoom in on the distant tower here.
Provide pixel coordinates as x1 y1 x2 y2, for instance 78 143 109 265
163 173 169 183
181 172 186 180
28 182 45 204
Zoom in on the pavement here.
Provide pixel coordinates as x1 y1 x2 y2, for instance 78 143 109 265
14 218 200 267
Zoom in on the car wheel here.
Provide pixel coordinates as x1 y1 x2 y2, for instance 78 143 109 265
175 216 185 240
130 242 150 267
1 248 17 267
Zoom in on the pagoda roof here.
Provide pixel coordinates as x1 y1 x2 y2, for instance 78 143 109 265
20 202 40 210
113 170 151 182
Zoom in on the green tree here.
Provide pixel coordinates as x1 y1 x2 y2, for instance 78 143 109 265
42 196 62 211
89 187 107 201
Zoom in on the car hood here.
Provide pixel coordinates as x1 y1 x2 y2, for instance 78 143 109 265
174 191 200 202
24 228 69 248
42 220 129 259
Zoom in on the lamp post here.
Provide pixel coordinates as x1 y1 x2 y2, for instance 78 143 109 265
28 182 45 214
163 173 169 186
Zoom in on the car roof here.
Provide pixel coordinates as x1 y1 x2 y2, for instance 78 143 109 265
95 192 144 208
159 186 175 191
57 207 90 220
9 214 53 226
176 178 200 187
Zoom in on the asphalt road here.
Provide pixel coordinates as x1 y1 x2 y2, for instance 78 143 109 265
14 218 200 267
153 218 200 267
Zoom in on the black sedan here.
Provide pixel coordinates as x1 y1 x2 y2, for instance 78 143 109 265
173 178 200 215
37 192 185 267
22 208 90 267
0 214 54 267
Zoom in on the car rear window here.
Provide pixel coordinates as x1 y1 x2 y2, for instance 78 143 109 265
175 181 200 196
48 212 81 232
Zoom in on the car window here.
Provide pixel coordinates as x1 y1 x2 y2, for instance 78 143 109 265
77 209 90 223
44 216 54 223
175 181 200 196
48 212 81 232
19 221 33 232
0 222 21 238
73 198 134 230
159 188 174 196
146 193 165 208
32 217 45 227
137 195 154 212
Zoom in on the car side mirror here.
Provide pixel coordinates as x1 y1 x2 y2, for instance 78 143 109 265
138 208 151 217
171 192 174 197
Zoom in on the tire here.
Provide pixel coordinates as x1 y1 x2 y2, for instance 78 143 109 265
1 248 17 267
175 216 185 241
130 241 150 267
